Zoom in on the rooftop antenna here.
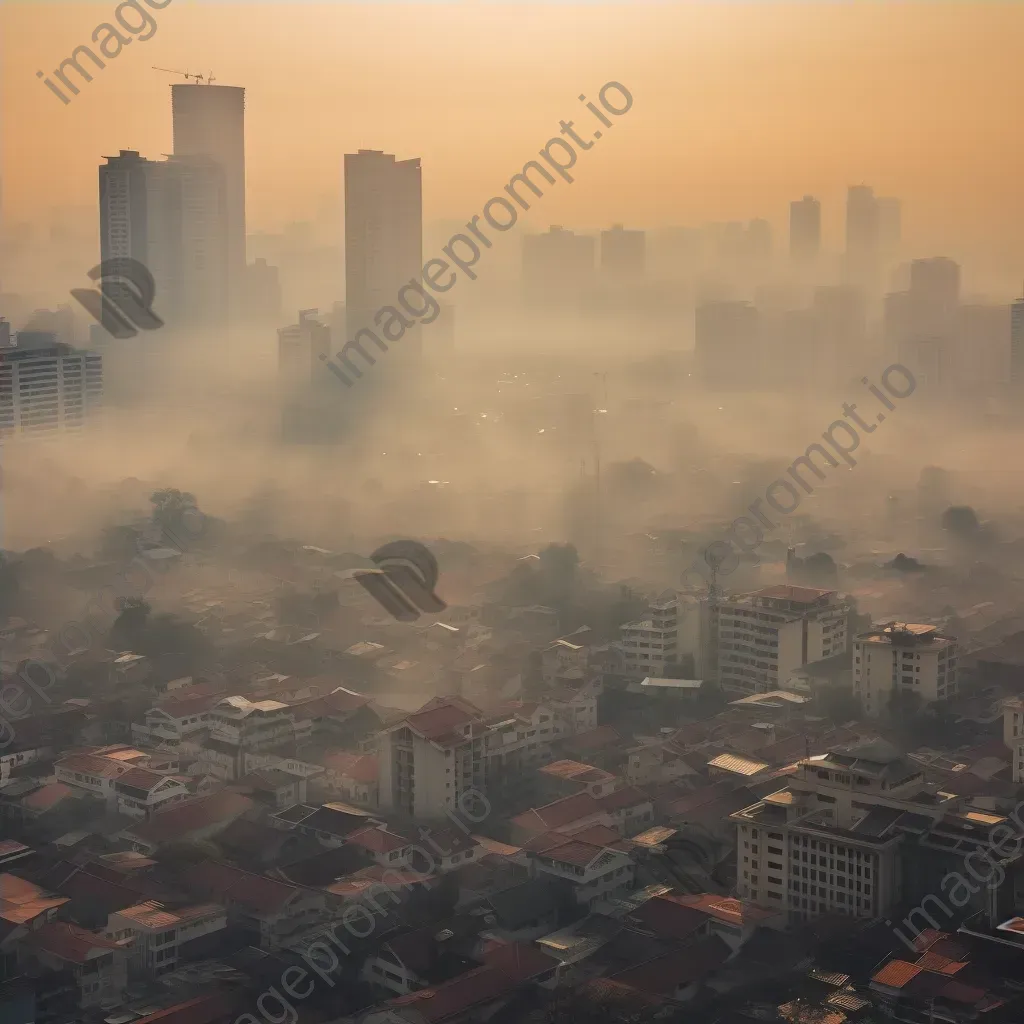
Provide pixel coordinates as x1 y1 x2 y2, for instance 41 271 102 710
152 67 213 84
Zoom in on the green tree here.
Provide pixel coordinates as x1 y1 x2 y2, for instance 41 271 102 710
150 488 199 547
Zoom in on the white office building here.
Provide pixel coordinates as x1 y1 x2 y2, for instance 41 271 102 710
0 327 102 437
715 585 849 694
731 740 954 925
853 622 958 718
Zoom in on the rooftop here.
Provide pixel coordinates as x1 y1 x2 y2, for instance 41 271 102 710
29 921 124 964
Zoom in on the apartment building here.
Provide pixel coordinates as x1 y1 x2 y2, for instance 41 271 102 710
207 696 298 750
0 333 103 438
378 692 599 820
716 586 849 694
853 622 959 717
618 595 680 680
730 739 959 925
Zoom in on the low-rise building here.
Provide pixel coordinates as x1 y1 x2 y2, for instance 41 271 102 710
854 622 959 717
55 752 136 806
523 829 635 905
105 901 226 977
120 791 255 854
114 769 191 819
183 861 327 949
131 695 217 749
23 922 129 1009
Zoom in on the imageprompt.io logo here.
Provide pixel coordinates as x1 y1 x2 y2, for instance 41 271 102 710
353 540 447 622
71 258 164 340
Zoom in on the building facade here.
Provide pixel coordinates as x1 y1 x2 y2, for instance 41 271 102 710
853 622 958 717
789 195 821 263
0 333 102 437
344 149 423 360
731 741 954 925
171 83 247 317
715 586 849 695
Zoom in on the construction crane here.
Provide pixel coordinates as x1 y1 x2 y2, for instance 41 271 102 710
152 67 216 85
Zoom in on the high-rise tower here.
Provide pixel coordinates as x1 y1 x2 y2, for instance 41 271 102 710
789 195 821 263
344 150 423 364
171 84 246 318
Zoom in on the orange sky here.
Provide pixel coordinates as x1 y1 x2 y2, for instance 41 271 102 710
2 2 1022 262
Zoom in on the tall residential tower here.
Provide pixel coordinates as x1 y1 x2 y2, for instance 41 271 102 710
171 83 246 317
344 150 423 361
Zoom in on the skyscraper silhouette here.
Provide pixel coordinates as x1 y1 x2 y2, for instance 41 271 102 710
1011 287 1024 387
600 224 645 279
99 149 228 328
846 185 879 275
171 83 246 319
344 150 423 363
789 195 821 262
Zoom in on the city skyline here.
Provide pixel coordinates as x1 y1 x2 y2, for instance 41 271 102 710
3 2 1024 271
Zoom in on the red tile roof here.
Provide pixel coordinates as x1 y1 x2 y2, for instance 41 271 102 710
539 760 614 785
390 965 518 1022
404 698 482 741
872 960 923 990
916 951 967 975
0 874 68 925
57 752 132 778
598 786 652 812
627 892 709 942
123 791 254 845
533 839 607 869
347 827 411 855
388 942 557 1022
29 921 124 964
116 767 175 792
677 893 777 926
479 940 560 981
133 992 241 1024
21 782 76 812
186 861 299 915
562 824 628 849
511 792 603 834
